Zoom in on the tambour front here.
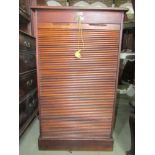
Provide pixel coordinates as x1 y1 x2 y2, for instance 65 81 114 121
32 6 126 151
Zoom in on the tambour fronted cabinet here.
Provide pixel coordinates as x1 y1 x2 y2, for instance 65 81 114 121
32 6 126 151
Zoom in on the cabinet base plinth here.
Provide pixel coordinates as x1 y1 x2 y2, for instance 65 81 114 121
38 137 113 151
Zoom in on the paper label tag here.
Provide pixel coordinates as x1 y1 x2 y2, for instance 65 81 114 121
75 49 81 59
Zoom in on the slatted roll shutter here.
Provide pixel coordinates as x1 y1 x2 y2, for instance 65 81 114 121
38 23 120 140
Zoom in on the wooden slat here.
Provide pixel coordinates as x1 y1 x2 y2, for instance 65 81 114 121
38 24 120 140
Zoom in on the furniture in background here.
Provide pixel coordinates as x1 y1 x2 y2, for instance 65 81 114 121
127 2 135 154
121 26 135 52
19 0 38 137
118 0 135 52
126 99 135 155
119 17 135 85
119 52 135 84
32 5 127 150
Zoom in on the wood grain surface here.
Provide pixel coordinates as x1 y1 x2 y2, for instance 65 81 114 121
37 23 120 140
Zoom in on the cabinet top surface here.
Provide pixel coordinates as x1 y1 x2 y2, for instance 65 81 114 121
31 6 128 12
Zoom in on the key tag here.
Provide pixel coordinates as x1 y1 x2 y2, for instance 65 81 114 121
75 49 81 59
